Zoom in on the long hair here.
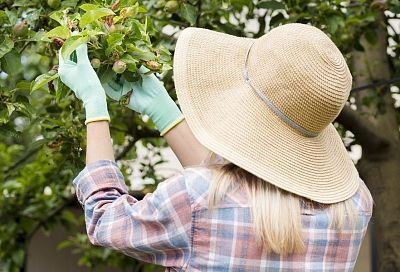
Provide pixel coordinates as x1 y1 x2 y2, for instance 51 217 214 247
206 157 357 256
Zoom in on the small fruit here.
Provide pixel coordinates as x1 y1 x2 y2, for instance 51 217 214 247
164 0 179 13
111 0 120 11
48 68 57 76
146 60 161 71
48 65 59 75
91 58 101 69
47 0 61 9
105 16 113 27
13 22 28 37
113 60 127 74
53 37 64 49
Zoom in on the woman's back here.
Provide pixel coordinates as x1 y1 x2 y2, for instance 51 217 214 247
75 160 372 272
183 167 373 271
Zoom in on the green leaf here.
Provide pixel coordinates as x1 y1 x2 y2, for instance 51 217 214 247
79 3 100 11
126 45 156 61
326 15 342 34
12 0 35 7
49 11 65 26
269 13 285 27
55 78 70 103
121 54 139 71
180 3 197 26
107 32 124 47
61 35 90 60
20 217 35 233
29 138 50 150
0 10 7 19
97 66 114 85
6 104 15 116
61 210 79 226
0 109 8 124
12 249 25 266
79 8 115 28
159 45 171 56
61 0 79 7
80 29 105 37
16 80 32 90
31 73 59 93
0 36 14 59
1 49 22 75
57 240 72 250
5 9 17 25
45 26 71 39
258 0 285 10
106 32 124 56
2 179 22 190
231 0 252 9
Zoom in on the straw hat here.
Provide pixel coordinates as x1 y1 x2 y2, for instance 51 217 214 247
173 23 359 204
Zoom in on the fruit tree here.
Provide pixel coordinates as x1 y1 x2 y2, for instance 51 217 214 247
1 0 400 271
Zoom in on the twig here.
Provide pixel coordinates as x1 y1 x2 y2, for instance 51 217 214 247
115 128 160 161
335 105 390 151
255 10 268 38
4 147 41 177
26 197 76 242
116 139 137 161
351 77 400 92
19 41 33 54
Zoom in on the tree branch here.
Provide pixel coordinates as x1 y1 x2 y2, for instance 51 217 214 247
255 10 268 38
26 197 76 242
115 128 160 161
335 105 391 151
116 139 136 161
4 147 41 178
351 76 400 92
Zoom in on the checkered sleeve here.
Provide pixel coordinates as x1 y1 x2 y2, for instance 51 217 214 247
73 160 192 268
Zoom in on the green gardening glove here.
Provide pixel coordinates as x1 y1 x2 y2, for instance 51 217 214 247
58 44 110 124
103 67 184 136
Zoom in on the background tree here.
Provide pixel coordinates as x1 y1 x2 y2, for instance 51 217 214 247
0 0 399 271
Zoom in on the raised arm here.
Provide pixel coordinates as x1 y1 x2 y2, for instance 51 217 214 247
58 44 115 164
58 45 193 267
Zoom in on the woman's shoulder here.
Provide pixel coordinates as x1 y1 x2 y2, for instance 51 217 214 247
178 166 213 205
351 178 374 214
156 166 212 203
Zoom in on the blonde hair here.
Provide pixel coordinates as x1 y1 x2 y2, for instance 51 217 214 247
207 161 357 256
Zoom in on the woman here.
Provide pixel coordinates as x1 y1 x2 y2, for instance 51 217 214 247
59 23 373 271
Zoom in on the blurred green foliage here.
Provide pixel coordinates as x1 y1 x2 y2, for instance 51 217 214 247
0 0 399 271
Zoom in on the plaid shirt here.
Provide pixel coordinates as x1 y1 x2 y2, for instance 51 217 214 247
74 160 373 271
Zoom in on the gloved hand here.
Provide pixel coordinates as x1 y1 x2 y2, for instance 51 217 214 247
103 66 184 136
58 44 110 125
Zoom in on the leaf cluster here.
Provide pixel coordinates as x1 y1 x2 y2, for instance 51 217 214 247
1 0 400 271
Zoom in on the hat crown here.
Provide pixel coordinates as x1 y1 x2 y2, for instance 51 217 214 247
248 24 352 134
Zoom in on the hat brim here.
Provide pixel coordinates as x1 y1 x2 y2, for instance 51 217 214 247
173 27 359 204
